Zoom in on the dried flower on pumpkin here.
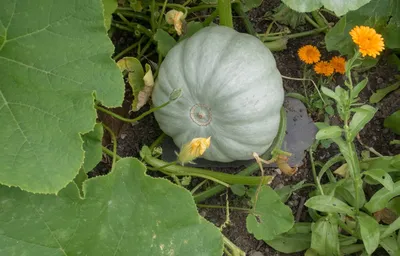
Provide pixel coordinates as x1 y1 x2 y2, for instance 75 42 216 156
298 45 321 64
166 10 185 35
349 26 385 58
330 56 346 74
314 61 334 76
177 137 211 165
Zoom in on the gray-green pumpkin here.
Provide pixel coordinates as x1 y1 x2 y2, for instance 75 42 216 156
152 26 284 162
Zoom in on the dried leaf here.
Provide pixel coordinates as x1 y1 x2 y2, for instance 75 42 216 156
135 64 154 111
165 10 185 35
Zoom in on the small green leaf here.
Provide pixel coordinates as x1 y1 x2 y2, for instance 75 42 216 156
370 82 400 103
316 126 343 140
349 105 377 141
365 181 400 213
311 216 340 256
351 78 368 99
321 86 340 102
335 178 366 208
230 184 246 196
265 223 312 253
154 29 177 57
246 186 294 240
82 123 104 173
382 217 400 238
305 195 355 216
180 22 203 41
384 110 400 135
0 158 223 255
275 180 307 202
358 213 380 255
241 0 263 11
326 105 335 116
363 169 394 191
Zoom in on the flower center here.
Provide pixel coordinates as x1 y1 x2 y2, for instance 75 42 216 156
190 104 212 126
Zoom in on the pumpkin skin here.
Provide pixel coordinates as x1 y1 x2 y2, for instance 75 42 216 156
152 26 284 162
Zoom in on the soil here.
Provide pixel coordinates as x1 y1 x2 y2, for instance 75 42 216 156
94 1 400 255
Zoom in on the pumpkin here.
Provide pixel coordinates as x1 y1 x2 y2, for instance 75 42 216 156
152 26 284 162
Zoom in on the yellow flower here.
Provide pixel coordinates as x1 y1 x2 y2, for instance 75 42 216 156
166 10 184 35
177 137 211 164
298 45 321 64
314 61 334 76
349 26 385 58
330 56 346 74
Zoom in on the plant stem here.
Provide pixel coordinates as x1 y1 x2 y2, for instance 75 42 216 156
311 10 327 30
95 101 170 124
232 2 255 36
260 26 328 41
149 133 166 150
188 4 217 13
285 92 307 103
115 11 151 22
113 39 143 61
193 108 287 202
150 0 156 32
190 180 208 194
218 0 233 28
223 235 246 256
318 154 344 182
202 9 219 26
340 244 365 255
310 143 324 195
101 124 117 172
102 146 122 161
304 14 320 29
138 39 153 59
197 204 250 212
337 217 357 237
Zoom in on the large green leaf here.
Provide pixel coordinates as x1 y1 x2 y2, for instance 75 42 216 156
326 0 400 55
310 216 340 256
246 186 294 241
0 158 223 255
102 0 117 30
348 105 377 141
0 0 124 193
358 213 380 254
282 0 371 16
305 195 355 216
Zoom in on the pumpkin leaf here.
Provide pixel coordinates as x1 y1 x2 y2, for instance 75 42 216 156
326 0 400 55
348 105 377 141
281 0 371 16
358 213 380 255
0 158 223 255
154 29 177 57
0 0 124 193
305 195 355 216
363 169 394 191
384 110 400 135
365 181 400 213
273 3 307 29
102 0 118 30
246 186 294 241
73 168 88 196
241 0 263 12
82 123 104 173
265 223 312 253
315 126 343 140
310 216 340 256
369 81 400 103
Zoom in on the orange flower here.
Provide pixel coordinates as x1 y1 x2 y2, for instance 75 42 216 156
314 61 334 76
177 137 211 164
298 45 321 64
330 56 346 74
349 26 385 58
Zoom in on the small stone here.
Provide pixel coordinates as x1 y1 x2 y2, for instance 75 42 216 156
275 183 284 189
250 251 264 256
120 133 127 139
377 77 384 84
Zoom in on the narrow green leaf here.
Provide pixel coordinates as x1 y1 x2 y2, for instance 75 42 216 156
305 195 355 216
0 0 124 193
363 169 394 191
349 105 377 141
246 186 294 240
311 216 340 256
265 223 312 253
382 217 400 238
365 181 400 213
370 82 400 103
321 86 340 102
154 29 177 57
0 158 223 255
351 78 368 99
316 126 343 140
380 235 400 256
384 110 400 135
361 155 400 173
358 213 380 255
275 180 307 202
335 178 366 208
82 123 104 173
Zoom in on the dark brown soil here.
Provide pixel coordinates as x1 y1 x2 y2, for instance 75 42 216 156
94 1 400 255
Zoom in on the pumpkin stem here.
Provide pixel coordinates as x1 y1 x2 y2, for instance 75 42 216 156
217 0 233 28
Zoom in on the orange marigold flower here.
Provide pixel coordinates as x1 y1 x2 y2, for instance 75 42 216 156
349 26 385 58
298 45 321 64
330 56 346 74
314 61 334 76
